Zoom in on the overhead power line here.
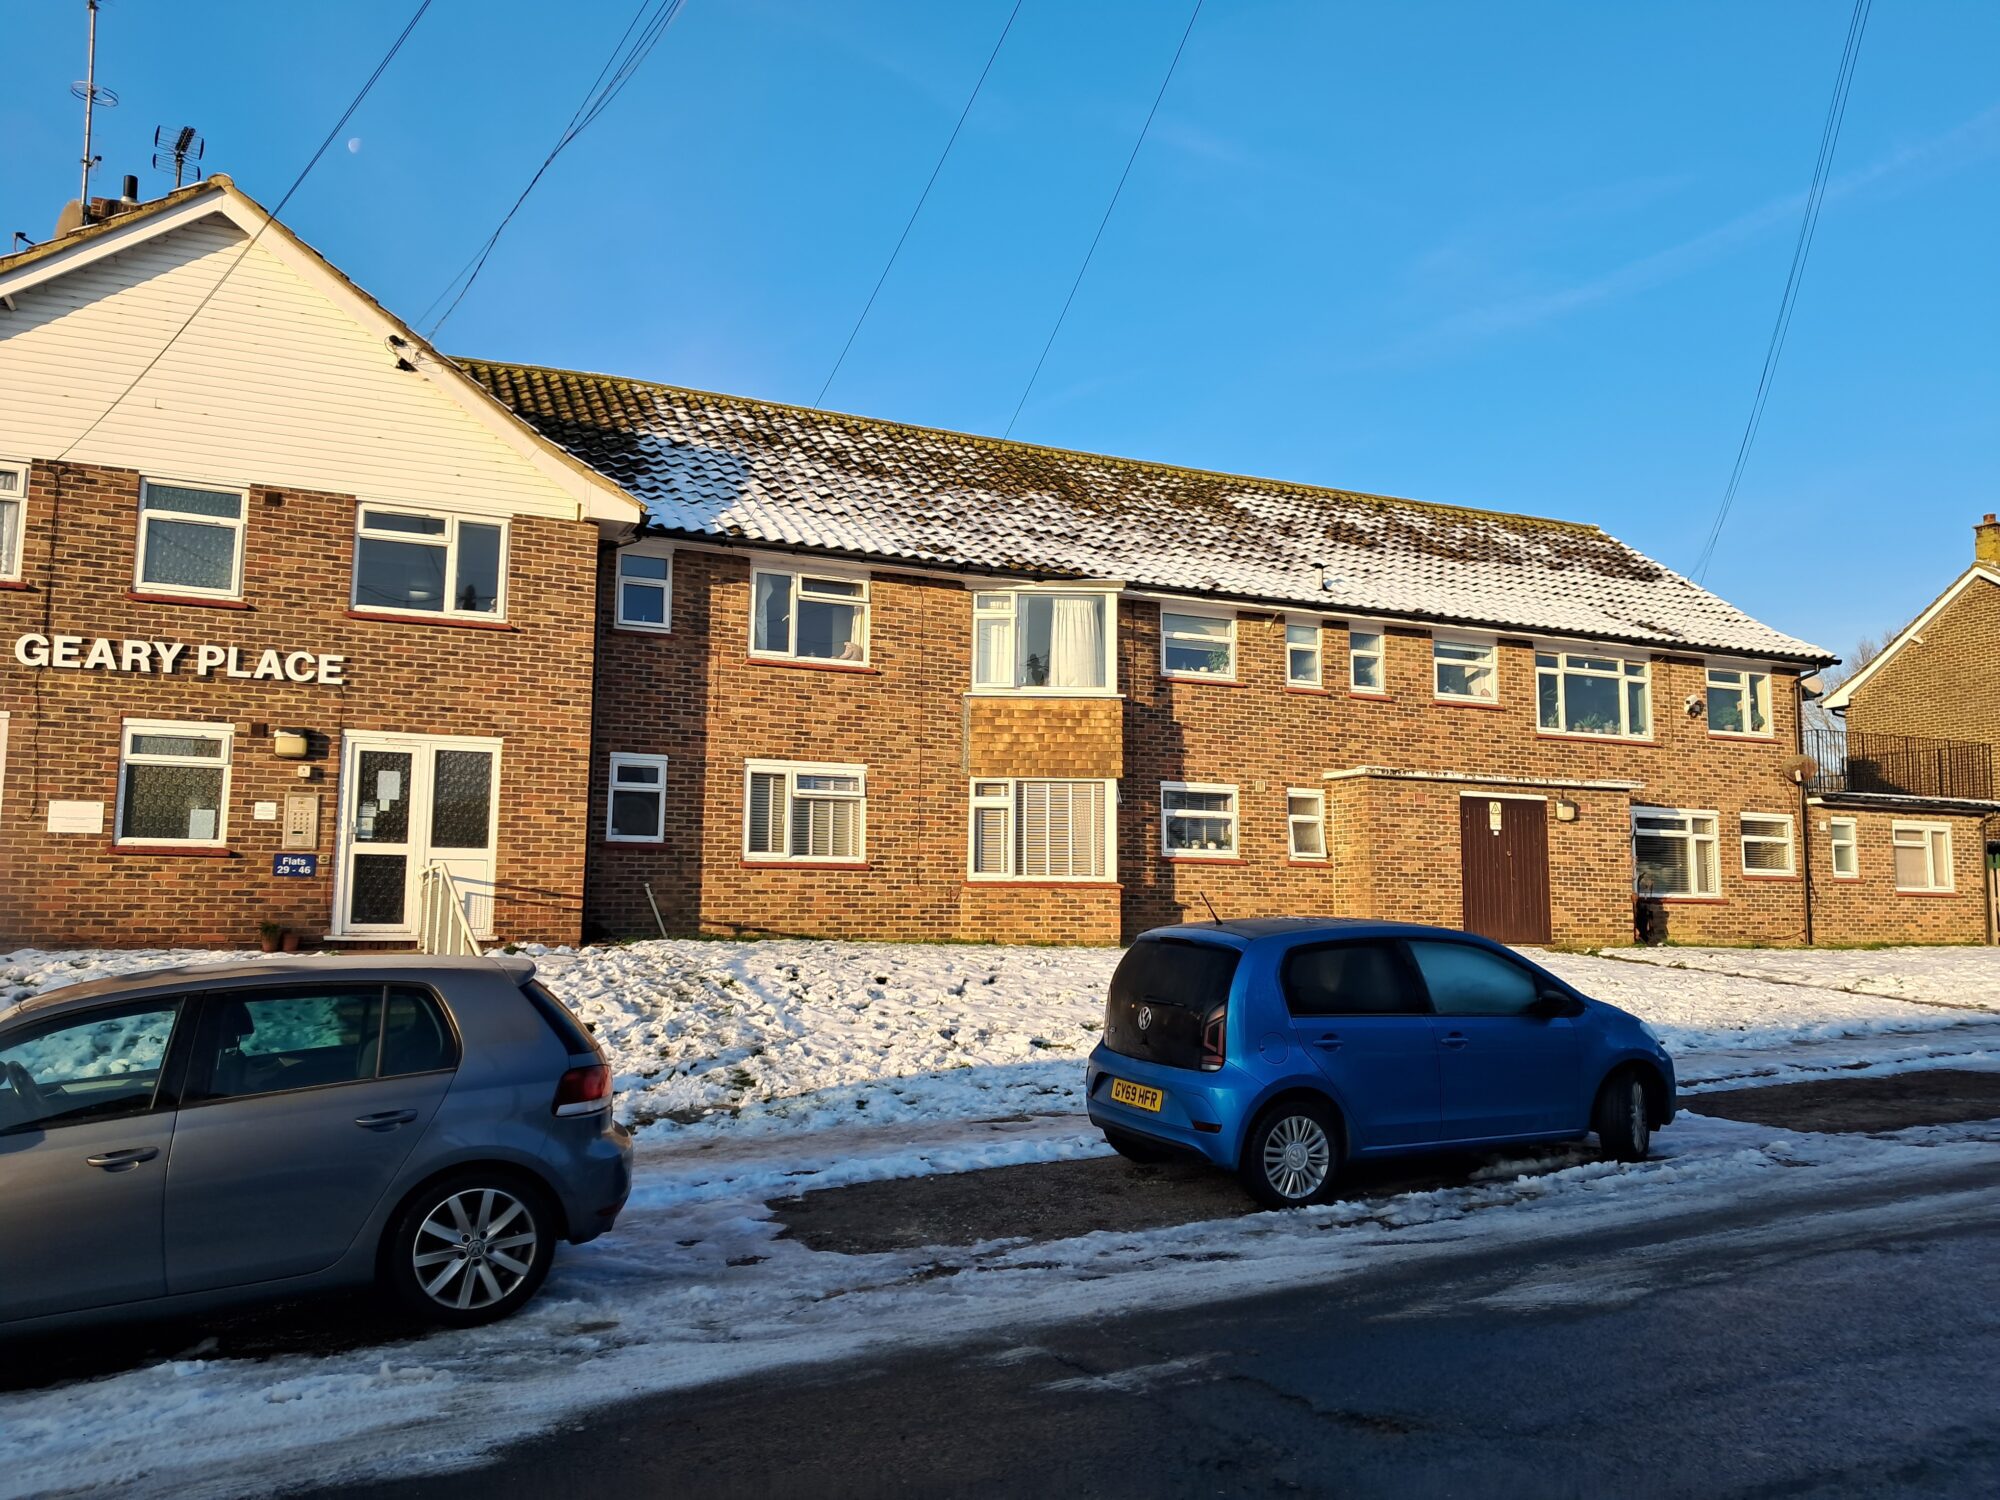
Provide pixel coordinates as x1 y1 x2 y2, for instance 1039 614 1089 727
422 0 689 339
57 1 434 460
813 0 1025 410
1003 0 1203 439
1690 0 1872 584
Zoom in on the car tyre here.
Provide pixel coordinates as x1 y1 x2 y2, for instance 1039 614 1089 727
384 1171 559 1327
1593 1070 1653 1163
1239 1098 1341 1209
1103 1127 1176 1165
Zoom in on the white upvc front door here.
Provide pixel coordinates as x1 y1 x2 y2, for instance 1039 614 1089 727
332 732 501 939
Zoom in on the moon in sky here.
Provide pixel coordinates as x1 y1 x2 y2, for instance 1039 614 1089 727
346 137 362 154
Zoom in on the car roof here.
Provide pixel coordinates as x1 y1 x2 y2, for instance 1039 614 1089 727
1 953 537 1025
1135 916 1498 949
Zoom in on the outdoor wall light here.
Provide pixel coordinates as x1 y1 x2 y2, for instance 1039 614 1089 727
1554 798 1579 822
272 730 310 760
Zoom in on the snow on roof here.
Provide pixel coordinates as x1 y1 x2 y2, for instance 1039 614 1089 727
460 359 1830 664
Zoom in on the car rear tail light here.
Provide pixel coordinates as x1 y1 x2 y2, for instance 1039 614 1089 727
1199 1007 1226 1072
553 1063 612 1117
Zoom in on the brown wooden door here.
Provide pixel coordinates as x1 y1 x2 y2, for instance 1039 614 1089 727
1460 797 1552 945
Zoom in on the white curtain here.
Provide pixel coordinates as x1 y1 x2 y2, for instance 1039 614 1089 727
1048 597 1104 690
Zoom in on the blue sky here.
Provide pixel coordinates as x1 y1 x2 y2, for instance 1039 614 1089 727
4 1 1995 660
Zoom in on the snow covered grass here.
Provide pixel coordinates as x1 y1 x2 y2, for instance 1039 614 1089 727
1604 944 2000 1013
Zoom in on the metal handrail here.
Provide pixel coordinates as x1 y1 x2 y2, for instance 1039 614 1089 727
417 863 483 956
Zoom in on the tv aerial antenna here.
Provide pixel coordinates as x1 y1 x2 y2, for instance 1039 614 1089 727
72 0 121 221
153 125 205 189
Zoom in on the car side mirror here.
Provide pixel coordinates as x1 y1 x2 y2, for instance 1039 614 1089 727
1528 991 1581 1020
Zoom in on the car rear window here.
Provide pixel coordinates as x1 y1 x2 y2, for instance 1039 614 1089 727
1102 938 1240 1069
520 979 600 1058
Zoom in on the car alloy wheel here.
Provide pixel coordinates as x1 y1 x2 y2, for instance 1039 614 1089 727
1261 1113 1332 1201
412 1187 540 1313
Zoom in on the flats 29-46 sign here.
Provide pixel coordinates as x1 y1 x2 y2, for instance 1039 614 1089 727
11 633 347 685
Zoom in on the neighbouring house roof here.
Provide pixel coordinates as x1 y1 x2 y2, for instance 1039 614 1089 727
460 360 1831 665
1819 566 2000 712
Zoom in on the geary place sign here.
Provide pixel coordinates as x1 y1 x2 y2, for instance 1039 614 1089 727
12 633 347 685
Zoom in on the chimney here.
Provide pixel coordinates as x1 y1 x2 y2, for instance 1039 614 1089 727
1978 513 2000 568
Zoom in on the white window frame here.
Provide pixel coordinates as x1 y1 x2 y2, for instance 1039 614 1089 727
1828 817 1859 880
1892 820 1954 893
966 778 1117 882
1535 647 1651 739
1161 781 1239 860
1159 608 1237 681
351 503 510 621
969 587 1118 695
134 477 247 601
743 759 868 864
613 544 673 634
1348 625 1386 695
1432 633 1498 703
0 459 25 581
1706 662 1774 739
115 718 234 848
1285 618 1322 688
750 565 871 665
1632 805 1720 899
605 753 669 843
1739 812 1796 877
1287 787 1327 860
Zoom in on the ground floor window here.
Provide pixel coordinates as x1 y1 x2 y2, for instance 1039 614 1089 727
745 760 866 862
1739 813 1795 875
118 720 233 846
1828 817 1858 879
968 779 1112 880
0 460 23 580
1162 783 1238 858
1892 821 1953 892
606 753 669 842
1633 806 1718 898
1287 788 1326 859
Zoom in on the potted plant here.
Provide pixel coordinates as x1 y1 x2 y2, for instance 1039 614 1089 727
279 929 302 953
258 920 284 954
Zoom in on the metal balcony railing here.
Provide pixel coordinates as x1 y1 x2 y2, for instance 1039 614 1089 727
1805 727 1994 803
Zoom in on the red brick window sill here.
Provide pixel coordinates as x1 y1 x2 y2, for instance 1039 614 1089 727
1164 855 1247 865
1284 684 1330 696
1535 731 1656 747
1159 674 1244 688
109 844 237 858
1895 888 1960 898
1708 732 1778 744
1434 697 1504 711
346 609 517 632
739 860 872 871
1651 896 1727 905
1286 858 1331 868
0 579 33 592
1740 873 1800 883
1348 690 1391 702
961 880 1123 890
129 591 252 611
745 657 881 676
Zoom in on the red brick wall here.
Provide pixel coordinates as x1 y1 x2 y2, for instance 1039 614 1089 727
1803 806 1989 945
0 460 598 948
1846 573 2000 747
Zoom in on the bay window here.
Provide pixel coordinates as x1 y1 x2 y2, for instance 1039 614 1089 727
1740 813 1795 875
1349 627 1385 693
1433 636 1496 702
353 506 505 618
1161 610 1236 680
136 480 246 598
1633 807 1719 898
745 761 866 862
1707 665 1772 737
968 779 1113 880
1162 783 1238 858
1287 788 1327 860
1536 650 1650 738
606 753 668 842
118 720 233 846
615 548 672 632
752 568 868 663
1892 822 1953 892
1286 620 1322 687
972 590 1112 691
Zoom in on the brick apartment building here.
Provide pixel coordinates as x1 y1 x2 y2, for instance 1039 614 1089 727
2 178 1991 951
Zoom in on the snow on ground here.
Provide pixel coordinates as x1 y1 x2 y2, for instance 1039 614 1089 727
1604 944 2000 1013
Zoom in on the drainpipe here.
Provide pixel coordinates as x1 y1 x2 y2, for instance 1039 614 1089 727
1794 673 1814 947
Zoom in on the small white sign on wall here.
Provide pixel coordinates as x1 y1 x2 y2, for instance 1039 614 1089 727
254 801 279 822
47 800 105 834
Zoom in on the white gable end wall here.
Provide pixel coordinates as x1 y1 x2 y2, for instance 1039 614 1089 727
0 215 581 520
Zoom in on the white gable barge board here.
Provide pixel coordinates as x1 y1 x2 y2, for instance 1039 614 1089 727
1818 567 2000 712
0 185 639 527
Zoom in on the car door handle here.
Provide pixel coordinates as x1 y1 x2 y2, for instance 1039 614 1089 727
85 1147 159 1171
353 1109 419 1131
1439 1033 1469 1049
1312 1034 1343 1051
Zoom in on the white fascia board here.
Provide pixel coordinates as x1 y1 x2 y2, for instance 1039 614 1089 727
1820 567 2000 710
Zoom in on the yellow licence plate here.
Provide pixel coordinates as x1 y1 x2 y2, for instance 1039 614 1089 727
1110 1078 1163 1113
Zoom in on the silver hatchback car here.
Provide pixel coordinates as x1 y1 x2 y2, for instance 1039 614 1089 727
0 955 631 1333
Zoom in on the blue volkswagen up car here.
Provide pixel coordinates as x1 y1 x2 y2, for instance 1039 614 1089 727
1085 919 1675 1208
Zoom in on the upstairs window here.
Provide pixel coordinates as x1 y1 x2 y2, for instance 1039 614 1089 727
1892 821 1953 893
1285 621 1322 687
1828 817 1858 879
1287 788 1327 860
1348 627 1385 693
1536 650 1650 738
118 720 233 847
968 779 1112 880
1161 610 1236 680
615 548 672 632
1162 783 1238 858
745 761 866 863
1740 813 1795 875
1707 666 1772 737
353 507 505 618
1633 807 1719 898
752 568 868 664
0 462 23 580
972 591 1112 691
1433 636 1496 702
606 753 668 843
136 480 245 598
